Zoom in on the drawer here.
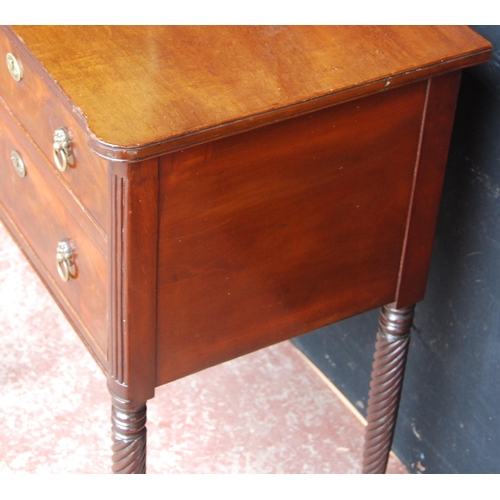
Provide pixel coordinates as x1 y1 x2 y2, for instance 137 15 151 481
0 28 108 234
0 101 107 361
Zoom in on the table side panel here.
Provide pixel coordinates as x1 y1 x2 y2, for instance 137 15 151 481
155 82 427 385
396 71 463 307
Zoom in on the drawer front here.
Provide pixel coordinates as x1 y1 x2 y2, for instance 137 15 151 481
0 29 108 234
0 102 107 360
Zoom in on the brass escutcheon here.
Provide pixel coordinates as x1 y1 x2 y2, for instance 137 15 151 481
53 127 72 172
56 238 73 282
6 52 23 81
11 150 26 177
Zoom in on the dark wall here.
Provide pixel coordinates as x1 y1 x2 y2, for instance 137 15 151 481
292 26 500 474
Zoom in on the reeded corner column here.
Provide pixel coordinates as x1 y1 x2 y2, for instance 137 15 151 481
107 159 159 473
362 302 415 474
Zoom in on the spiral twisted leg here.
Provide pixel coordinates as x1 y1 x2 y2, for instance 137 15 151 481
110 393 147 474
362 302 415 474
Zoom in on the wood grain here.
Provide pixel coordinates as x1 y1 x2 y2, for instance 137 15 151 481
0 99 107 357
108 159 159 403
4 26 491 161
0 25 492 474
395 71 463 307
155 81 427 385
0 30 109 232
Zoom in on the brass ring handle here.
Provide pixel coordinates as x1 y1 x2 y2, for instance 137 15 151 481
56 239 73 282
53 127 72 172
57 258 71 282
6 53 23 81
11 150 27 177
53 145 68 172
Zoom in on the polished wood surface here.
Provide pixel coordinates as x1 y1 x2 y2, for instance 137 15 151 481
395 71 462 307
156 81 426 384
0 26 492 473
0 99 107 360
363 303 414 473
108 159 159 403
4 26 491 160
0 32 109 233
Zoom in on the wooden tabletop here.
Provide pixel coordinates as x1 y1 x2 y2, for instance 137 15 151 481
6 26 491 160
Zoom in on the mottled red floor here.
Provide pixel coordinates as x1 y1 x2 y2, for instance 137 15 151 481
0 222 406 474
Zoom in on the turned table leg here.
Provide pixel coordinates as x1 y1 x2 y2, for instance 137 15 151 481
110 391 147 474
362 302 414 474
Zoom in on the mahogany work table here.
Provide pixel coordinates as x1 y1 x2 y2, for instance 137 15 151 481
0 26 491 473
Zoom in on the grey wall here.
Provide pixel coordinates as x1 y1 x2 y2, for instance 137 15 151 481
292 25 500 474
